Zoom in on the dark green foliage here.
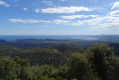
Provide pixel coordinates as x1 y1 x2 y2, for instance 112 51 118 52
39 76 64 80
108 57 119 80
53 64 69 79
14 57 32 80
87 44 114 80
0 57 20 80
0 45 84 66
20 48 66 66
40 76 64 80
14 56 30 67
68 53 97 80
39 64 55 77
18 67 33 80
0 43 119 80
0 46 69 66
0 45 22 57
55 45 84 56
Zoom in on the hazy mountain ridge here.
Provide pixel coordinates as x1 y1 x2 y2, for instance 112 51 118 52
0 35 119 56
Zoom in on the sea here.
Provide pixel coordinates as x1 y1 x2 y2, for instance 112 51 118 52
0 35 97 41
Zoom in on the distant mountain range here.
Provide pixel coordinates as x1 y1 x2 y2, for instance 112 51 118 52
0 35 119 41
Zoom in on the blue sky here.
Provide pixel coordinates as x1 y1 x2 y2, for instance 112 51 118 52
0 0 119 35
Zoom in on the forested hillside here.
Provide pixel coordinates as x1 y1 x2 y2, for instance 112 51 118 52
0 45 84 66
0 39 119 55
0 43 119 80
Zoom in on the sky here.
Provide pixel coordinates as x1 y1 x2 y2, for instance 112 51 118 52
0 0 119 35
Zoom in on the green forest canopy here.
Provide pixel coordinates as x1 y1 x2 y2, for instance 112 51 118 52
0 43 119 80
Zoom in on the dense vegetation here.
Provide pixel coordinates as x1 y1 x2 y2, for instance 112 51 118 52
0 43 119 80
0 45 84 66
0 38 119 56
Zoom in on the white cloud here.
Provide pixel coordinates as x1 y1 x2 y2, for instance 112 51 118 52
51 20 70 24
23 8 28 11
91 10 119 29
9 19 70 24
66 10 119 29
61 15 98 19
93 23 119 30
42 6 93 13
9 11 119 29
35 9 40 13
9 19 40 23
42 0 54 6
71 20 84 26
85 17 103 26
109 10 119 16
71 17 103 26
112 1 119 9
0 1 9 7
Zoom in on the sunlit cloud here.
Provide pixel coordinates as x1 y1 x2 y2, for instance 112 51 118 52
41 6 93 13
112 1 119 9
9 19 70 24
71 17 103 26
23 8 28 11
35 9 40 13
109 10 119 16
0 1 9 7
91 10 119 30
61 15 98 19
93 23 119 30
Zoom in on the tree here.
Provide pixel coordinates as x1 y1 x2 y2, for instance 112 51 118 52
0 57 21 80
87 43 114 80
53 64 69 79
68 53 96 80
108 57 119 80
39 64 55 77
14 56 30 67
14 56 33 80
